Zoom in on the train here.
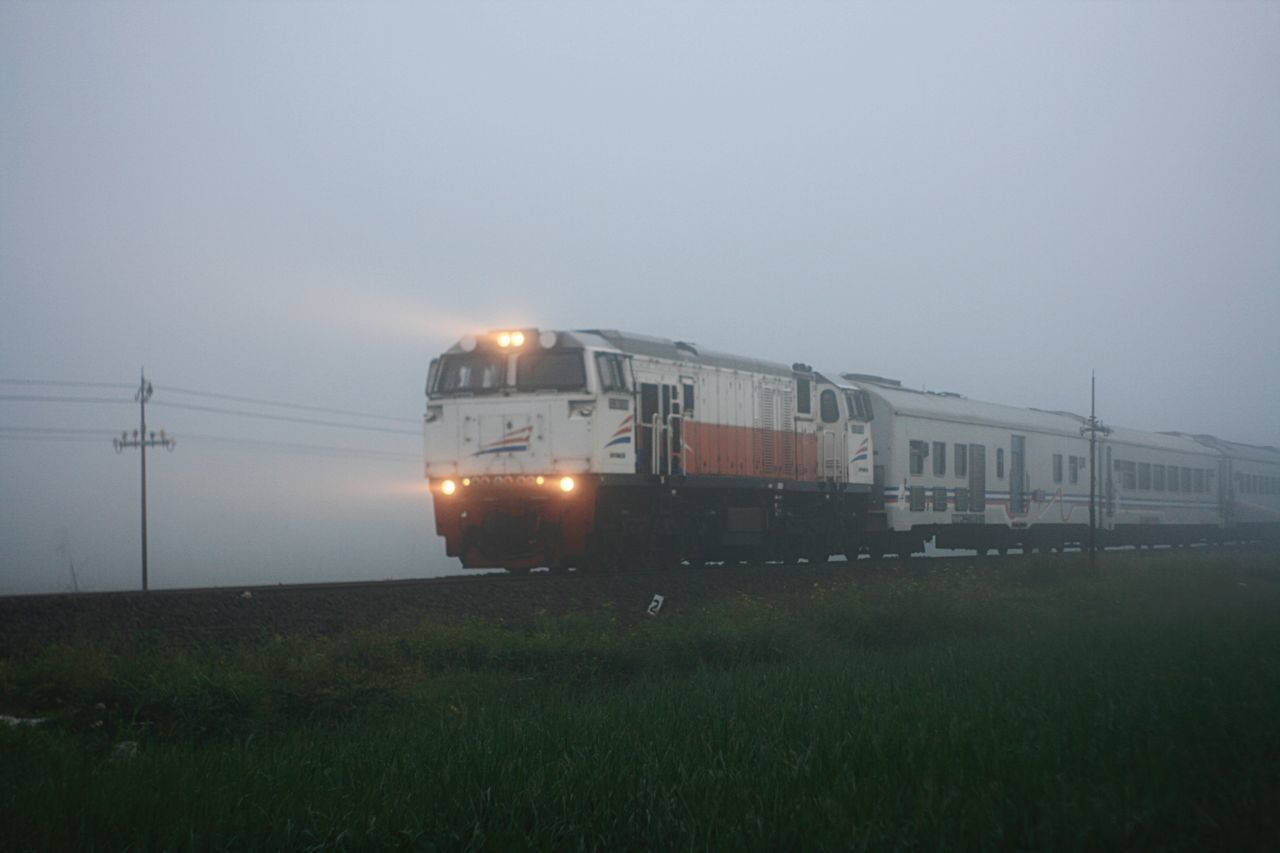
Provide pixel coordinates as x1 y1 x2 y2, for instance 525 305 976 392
423 328 1280 571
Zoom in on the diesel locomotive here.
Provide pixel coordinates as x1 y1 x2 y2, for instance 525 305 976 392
424 328 1280 570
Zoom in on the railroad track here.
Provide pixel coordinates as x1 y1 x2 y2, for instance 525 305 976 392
1 543 1268 659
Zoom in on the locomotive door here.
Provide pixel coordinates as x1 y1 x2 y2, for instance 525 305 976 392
1009 434 1028 514
817 386 845 482
637 381 681 476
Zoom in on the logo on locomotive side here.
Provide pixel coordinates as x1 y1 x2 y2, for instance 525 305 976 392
605 414 634 448
474 425 533 455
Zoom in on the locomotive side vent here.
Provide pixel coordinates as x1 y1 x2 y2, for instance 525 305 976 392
761 390 777 472
782 389 795 474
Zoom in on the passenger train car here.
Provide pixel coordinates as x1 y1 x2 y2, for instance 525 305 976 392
425 329 1280 570
852 377 1266 555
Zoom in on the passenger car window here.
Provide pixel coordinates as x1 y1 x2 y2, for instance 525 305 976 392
909 440 927 476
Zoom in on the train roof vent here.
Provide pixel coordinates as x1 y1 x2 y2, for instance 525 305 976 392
792 362 813 373
674 340 699 355
929 391 965 398
841 372 901 387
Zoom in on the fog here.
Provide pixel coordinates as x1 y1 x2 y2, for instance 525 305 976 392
2 2 1277 594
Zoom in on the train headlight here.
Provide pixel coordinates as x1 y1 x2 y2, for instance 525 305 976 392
536 475 545 485
559 476 575 493
497 332 512 348
440 479 457 496
511 331 525 346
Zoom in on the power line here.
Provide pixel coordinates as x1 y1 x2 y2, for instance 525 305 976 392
0 435 109 444
0 426 417 460
0 378 137 390
0 426 120 436
0 433 417 460
0 394 134 404
181 433 420 460
150 400 420 435
1 378 421 426
162 385 419 425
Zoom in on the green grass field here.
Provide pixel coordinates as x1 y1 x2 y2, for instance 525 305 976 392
3 553 1279 850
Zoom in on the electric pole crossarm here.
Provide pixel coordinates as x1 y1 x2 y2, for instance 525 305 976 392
111 370 175 591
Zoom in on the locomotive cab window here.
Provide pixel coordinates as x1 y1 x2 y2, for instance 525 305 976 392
595 353 630 393
845 390 873 421
820 389 840 424
516 350 587 392
431 352 507 396
796 378 811 415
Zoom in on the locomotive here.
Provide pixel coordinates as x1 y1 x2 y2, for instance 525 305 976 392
424 328 1280 571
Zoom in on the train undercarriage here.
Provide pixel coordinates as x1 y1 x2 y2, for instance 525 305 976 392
434 476 872 572
436 477 1276 572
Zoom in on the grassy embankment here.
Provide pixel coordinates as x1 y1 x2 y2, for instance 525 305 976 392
2 552 1279 850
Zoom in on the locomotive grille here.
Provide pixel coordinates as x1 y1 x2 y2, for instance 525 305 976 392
781 390 795 473
754 388 796 476
760 390 776 471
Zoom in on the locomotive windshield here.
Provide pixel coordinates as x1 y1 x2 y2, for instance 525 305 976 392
431 352 506 396
515 349 587 392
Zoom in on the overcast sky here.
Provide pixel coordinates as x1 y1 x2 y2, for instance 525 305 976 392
2 1 1277 594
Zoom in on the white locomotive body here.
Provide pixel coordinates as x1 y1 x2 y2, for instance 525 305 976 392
425 329 873 570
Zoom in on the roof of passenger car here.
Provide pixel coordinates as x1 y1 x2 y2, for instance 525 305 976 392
856 380 1217 456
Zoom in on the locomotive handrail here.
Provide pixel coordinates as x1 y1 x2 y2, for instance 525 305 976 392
651 413 663 475
666 412 682 475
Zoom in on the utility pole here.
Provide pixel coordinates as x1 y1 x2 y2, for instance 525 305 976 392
113 370 174 591
1079 371 1110 572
